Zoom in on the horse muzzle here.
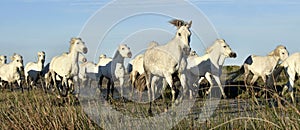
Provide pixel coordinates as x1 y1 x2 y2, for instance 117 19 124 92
128 52 132 58
83 47 88 54
229 52 237 58
19 66 24 72
183 47 191 55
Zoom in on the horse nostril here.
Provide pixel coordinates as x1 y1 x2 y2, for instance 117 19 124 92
230 52 237 58
82 58 87 63
83 48 88 54
128 52 132 58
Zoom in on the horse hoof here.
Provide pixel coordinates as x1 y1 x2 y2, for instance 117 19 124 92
164 108 168 112
205 91 210 95
148 109 153 116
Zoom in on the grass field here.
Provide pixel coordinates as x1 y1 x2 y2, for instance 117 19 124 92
1 66 300 129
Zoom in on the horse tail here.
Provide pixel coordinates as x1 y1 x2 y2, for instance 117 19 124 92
227 55 254 82
227 65 245 82
266 65 285 88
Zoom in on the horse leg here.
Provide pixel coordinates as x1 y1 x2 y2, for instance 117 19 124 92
250 75 259 86
197 77 205 87
99 76 104 90
144 71 153 114
260 75 267 97
161 78 168 110
102 77 109 101
151 76 159 103
178 73 188 102
164 74 174 104
9 82 13 92
130 71 138 99
119 78 124 101
249 75 259 94
25 76 30 91
243 65 250 92
50 71 58 91
205 73 214 95
213 75 226 98
17 79 23 93
72 76 79 95
286 69 296 103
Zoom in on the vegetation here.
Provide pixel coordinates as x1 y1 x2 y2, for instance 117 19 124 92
0 66 300 129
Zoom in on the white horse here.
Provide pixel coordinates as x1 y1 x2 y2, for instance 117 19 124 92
272 52 300 103
98 44 132 100
97 54 112 66
79 54 112 87
129 54 169 102
129 54 145 89
44 52 87 92
229 45 289 89
0 53 24 92
0 55 7 65
186 39 237 98
24 51 45 88
143 19 192 113
49 37 88 96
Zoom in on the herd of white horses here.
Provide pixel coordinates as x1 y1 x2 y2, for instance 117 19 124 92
0 19 299 113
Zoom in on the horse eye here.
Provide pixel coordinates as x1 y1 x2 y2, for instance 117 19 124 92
178 33 181 37
282 52 285 54
77 42 79 44
122 48 124 50
223 46 227 48
17 60 19 62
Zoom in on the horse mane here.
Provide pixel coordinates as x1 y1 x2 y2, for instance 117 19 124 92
169 19 185 28
147 41 159 49
268 45 286 56
113 44 124 59
69 37 81 52
205 39 227 54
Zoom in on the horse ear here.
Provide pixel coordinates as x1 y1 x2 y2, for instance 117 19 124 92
10 56 14 61
70 37 76 44
187 20 192 28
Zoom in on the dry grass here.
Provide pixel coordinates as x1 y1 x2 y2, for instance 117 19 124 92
0 89 101 129
0 65 300 129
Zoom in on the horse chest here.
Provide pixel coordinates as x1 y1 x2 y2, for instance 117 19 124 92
113 63 124 79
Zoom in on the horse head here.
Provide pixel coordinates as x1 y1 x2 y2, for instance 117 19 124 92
11 53 23 64
118 44 132 58
38 51 46 63
69 37 88 54
0 55 7 64
170 19 192 55
268 45 289 61
11 53 24 72
210 39 237 58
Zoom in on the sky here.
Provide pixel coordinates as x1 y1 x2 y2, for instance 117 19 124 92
0 0 299 66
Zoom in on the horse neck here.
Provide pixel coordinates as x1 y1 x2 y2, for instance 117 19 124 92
269 55 281 65
169 38 184 57
208 48 224 68
8 62 19 72
112 50 124 65
37 58 44 69
68 49 79 63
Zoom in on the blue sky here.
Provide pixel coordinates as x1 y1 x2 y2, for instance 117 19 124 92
0 0 299 65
